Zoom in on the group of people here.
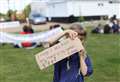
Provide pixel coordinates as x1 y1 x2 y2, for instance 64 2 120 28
91 15 120 34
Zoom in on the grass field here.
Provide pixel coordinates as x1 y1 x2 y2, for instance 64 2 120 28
0 30 120 82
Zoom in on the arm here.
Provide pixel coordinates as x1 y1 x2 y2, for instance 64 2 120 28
48 30 78 45
84 55 93 76
79 50 93 76
79 50 88 76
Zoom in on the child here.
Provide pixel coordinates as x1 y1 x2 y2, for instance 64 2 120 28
48 23 93 82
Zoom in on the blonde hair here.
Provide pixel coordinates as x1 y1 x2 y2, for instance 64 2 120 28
70 22 86 29
70 22 87 38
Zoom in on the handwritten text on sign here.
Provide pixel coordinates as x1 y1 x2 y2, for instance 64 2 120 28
35 38 84 70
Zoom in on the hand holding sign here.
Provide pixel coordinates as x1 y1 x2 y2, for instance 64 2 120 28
65 30 78 40
35 37 84 70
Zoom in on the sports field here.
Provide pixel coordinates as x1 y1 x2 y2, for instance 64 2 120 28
0 29 120 82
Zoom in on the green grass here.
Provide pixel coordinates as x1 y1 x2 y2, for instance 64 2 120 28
0 32 120 82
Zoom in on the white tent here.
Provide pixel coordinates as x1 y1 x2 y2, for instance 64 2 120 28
31 0 120 18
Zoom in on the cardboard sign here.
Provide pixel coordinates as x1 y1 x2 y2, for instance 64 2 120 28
35 38 84 70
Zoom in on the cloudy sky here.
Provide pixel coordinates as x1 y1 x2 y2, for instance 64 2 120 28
0 0 32 13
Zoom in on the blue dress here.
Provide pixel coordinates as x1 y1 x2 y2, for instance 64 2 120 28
53 52 93 82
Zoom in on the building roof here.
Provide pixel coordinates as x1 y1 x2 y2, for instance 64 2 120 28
32 0 120 4
34 0 120 2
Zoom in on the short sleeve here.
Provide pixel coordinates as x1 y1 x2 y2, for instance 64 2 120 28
85 55 93 76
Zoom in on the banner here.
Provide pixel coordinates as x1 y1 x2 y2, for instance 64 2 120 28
0 21 20 29
0 27 63 44
35 38 84 70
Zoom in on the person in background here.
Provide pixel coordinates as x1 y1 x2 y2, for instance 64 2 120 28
104 24 111 34
50 24 64 30
91 24 103 34
20 25 36 47
110 15 117 22
48 23 93 82
117 19 120 34
112 20 119 34
14 24 35 48
20 24 34 34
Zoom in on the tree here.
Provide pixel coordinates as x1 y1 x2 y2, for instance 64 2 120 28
78 16 85 22
23 4 31 17
6 10 17 21
7 9 14 18
0 13 4 17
